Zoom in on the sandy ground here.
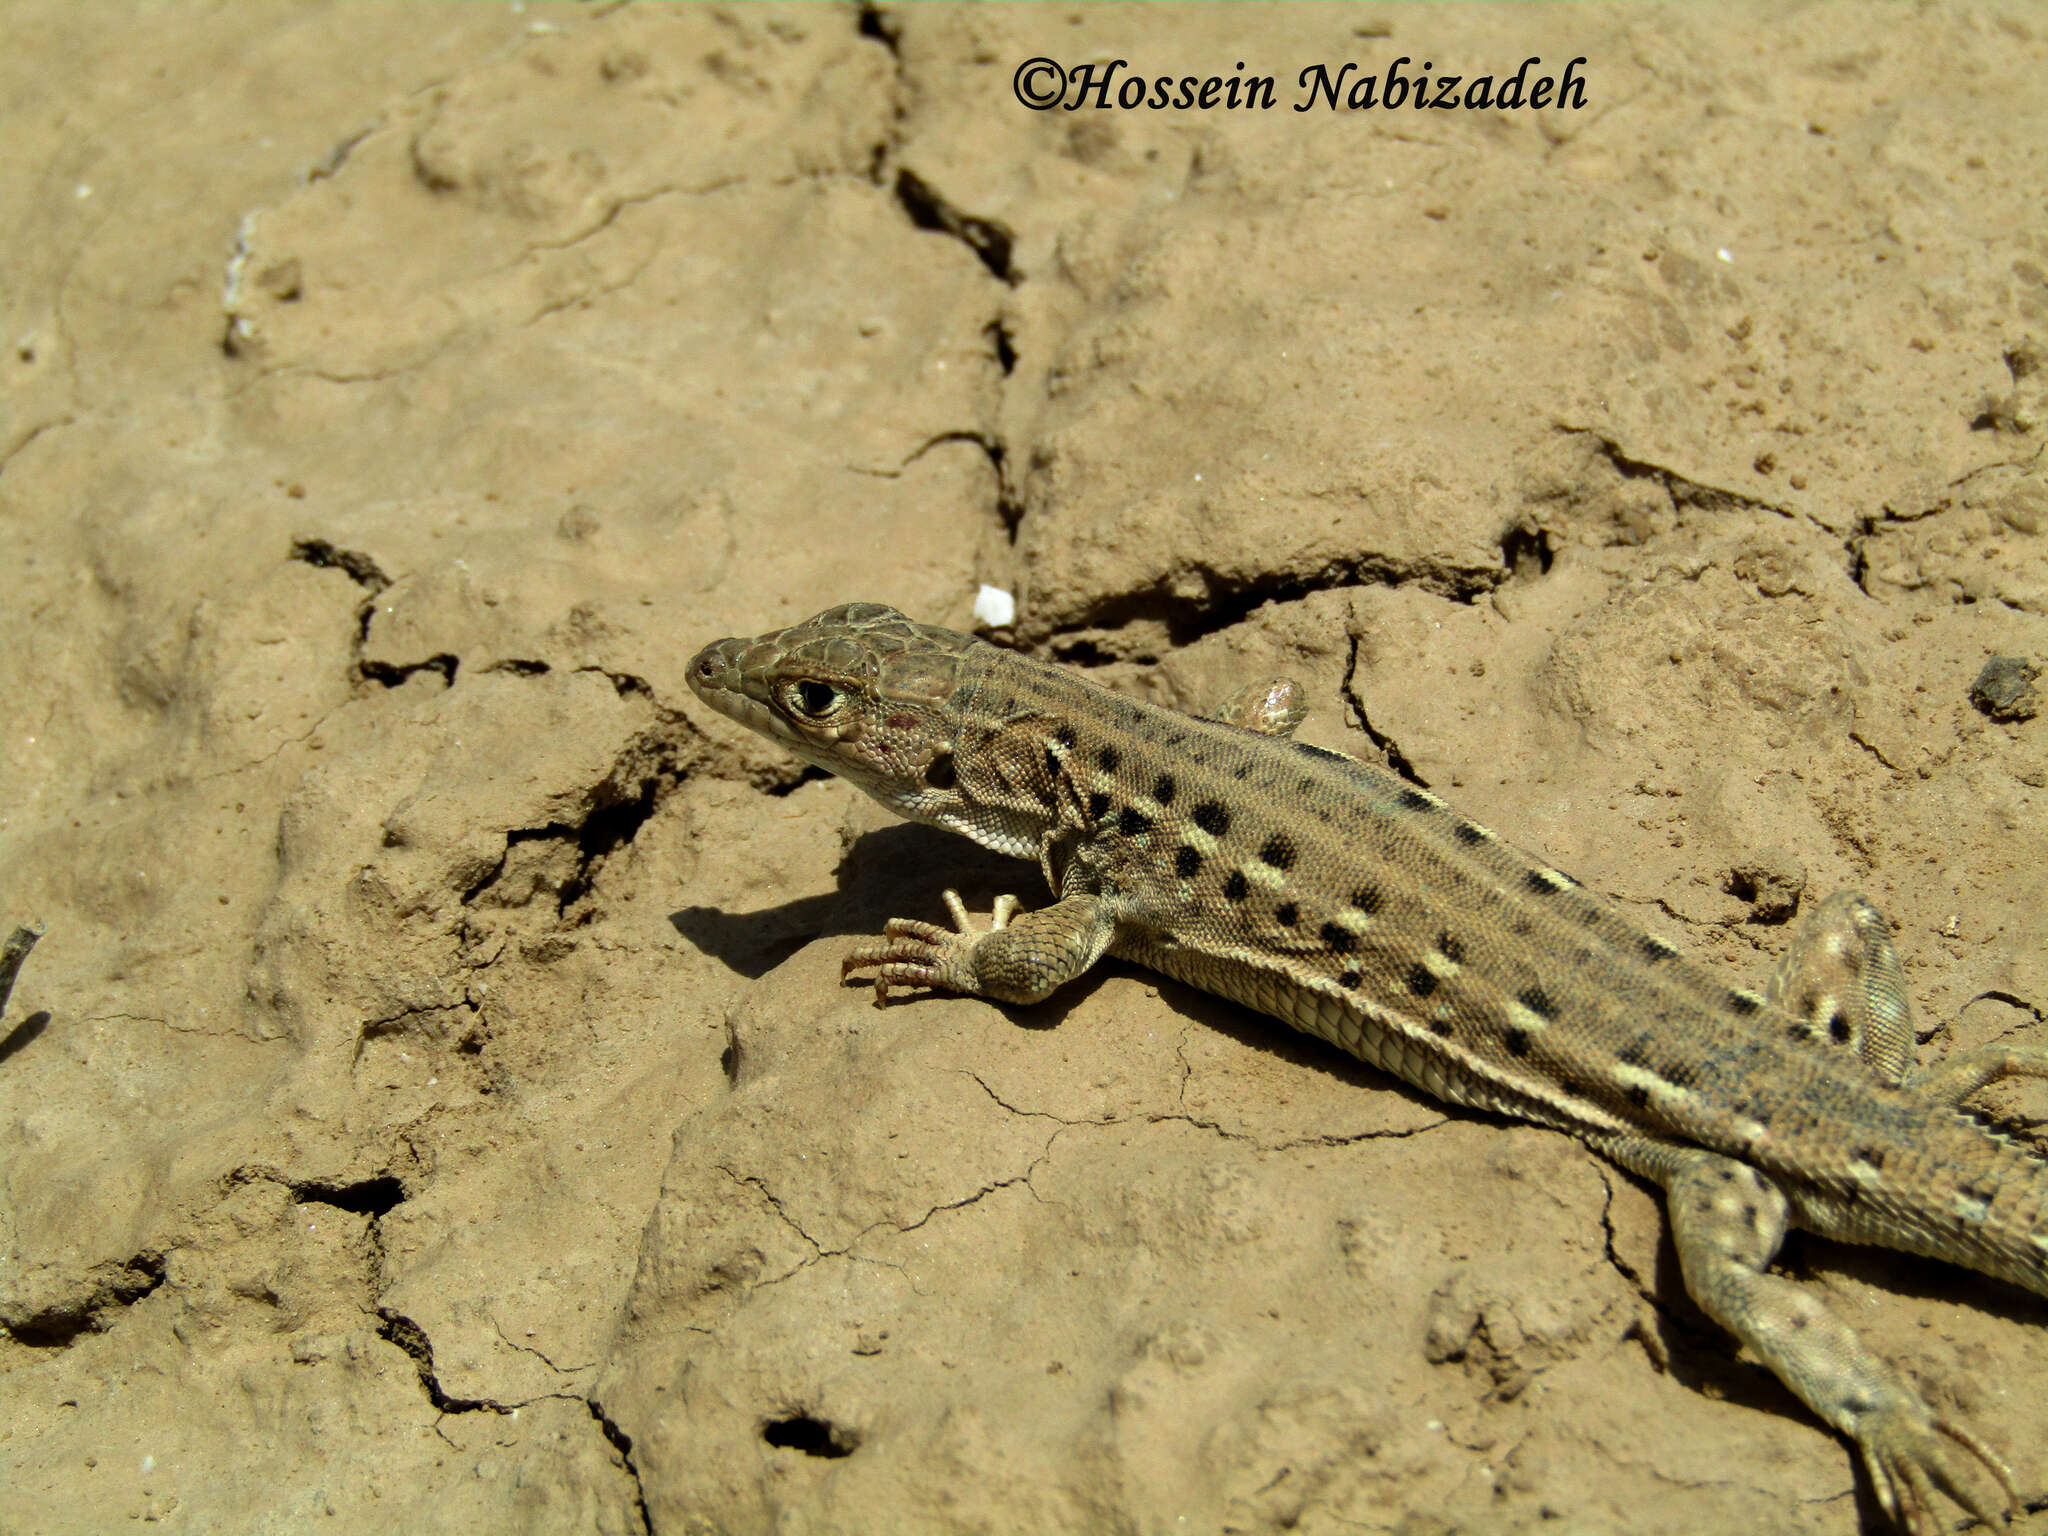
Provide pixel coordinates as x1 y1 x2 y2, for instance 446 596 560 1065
2 3 2046 1532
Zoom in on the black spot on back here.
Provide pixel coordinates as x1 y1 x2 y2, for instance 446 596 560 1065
1352 884 1384 915
1429 1017 1454 1037
1096 744 1120 773
1321 922 1357 955
1827 1010 1851 1044
1641 935 1674 963
1223 871 1250 903
1152 773 1176 806
1118 807 1153 837
1504 1028 1531 1057
1454 822 1486 846
1087 791 1112 822
1339 969 1361 989
1174 845 1202 879
1193 801 1230 836
1274 902 1299 928
1295 742 1347 763
1526 869 1564 895
1518 986 1558 1021
1406 962 1437 997
1399 788 1433 812
1258 834 1296 871
1728 990 1762 1017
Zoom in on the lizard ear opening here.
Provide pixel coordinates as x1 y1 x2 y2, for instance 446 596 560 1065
924 752 957 790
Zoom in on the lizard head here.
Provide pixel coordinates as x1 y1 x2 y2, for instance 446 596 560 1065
688 602 980 823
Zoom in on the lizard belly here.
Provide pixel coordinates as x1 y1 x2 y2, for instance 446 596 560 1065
1114 931 1564 1126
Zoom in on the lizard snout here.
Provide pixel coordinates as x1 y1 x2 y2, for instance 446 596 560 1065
687 638 740 704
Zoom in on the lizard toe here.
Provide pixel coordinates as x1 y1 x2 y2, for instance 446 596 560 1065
1855 1401 2016 1534
842 928 981 1003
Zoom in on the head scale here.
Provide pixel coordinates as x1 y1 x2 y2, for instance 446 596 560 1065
688 603 979 823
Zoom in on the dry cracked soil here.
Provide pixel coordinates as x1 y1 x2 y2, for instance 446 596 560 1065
3 4 2047 1534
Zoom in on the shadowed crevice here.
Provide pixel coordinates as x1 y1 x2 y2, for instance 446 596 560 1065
5 1251 167 1348
895 168 1016 285
762 1412 860 1458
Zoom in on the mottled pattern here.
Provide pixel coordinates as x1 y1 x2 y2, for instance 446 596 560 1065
690 603 2048 1535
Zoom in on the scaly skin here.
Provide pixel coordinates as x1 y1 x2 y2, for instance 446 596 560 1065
690 602 2048 1532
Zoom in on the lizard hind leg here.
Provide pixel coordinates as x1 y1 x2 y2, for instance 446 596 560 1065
1207 677 1308 738
1906 1039 2048 1108
1770 895 2048 1109
1767 891 1914 1086
1592 1135 2020 1535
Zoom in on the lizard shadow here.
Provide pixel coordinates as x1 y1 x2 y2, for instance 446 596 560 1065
668 822 1078 992
0 1010 50 1067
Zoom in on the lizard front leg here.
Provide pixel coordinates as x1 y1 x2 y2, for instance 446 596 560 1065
1595 1134 2020 1534
842 887 1119 1006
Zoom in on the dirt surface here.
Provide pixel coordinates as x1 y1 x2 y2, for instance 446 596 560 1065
3 4 2046 1532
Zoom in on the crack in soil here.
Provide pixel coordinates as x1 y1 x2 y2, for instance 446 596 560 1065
1036 551 1505 663
4 1250 167 1348
1562 426 1793 521
1340 630 1428 788
460 720 696 913
1147 1108 1449 1154
893 167 1016 285
375 1304 653 1528
0 412 78 481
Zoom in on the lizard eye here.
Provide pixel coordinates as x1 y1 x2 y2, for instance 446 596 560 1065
786 680 842 718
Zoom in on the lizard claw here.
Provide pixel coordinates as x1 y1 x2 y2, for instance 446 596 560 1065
1855 1399 2019 1535
841 890 1018 1004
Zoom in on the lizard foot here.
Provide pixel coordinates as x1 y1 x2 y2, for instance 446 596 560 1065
841 890 1020 1003
1853 1396 2019 1535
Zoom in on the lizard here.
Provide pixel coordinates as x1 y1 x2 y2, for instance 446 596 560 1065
688 600 2047 1533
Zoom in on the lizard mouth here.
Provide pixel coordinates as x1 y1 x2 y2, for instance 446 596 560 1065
686 637 774 733
687 636 814 756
